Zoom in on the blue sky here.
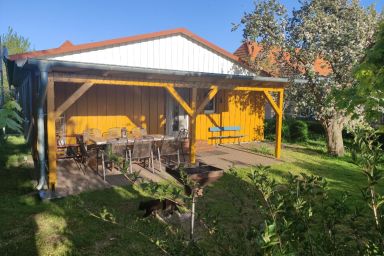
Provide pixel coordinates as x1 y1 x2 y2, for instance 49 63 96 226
0 0 382 53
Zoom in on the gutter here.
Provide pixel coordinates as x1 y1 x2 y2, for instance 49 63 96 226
35 70 48 190
26 58 296 84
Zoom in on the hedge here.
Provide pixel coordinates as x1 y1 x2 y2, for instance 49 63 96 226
264 118 320 142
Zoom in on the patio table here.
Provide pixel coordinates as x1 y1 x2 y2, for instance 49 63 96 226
87 134 175 146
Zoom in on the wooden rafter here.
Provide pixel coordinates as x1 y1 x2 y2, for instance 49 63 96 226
165 85 194 117
55 82 94 118
263 90 281 115
195 85 219 116
53 75 172 88
234 86 284 92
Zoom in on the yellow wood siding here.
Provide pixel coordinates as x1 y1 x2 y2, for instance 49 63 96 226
196 90 265 144
55 84 264 144
55 83 166 143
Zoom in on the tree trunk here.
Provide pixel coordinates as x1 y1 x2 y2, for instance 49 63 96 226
323 118 345 157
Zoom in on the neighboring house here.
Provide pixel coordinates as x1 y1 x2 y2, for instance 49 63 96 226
234 41 331 119
4 28 288 189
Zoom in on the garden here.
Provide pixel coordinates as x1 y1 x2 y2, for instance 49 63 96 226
0 127 383 255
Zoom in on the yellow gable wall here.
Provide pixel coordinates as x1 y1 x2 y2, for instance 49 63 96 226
196 90 265 144
55 84 264 144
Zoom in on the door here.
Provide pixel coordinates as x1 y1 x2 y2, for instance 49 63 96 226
166 88 189 136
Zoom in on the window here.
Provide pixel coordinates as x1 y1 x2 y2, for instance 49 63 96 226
204 97 216 114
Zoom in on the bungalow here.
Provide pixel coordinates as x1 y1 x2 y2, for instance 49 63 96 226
4 28 288 190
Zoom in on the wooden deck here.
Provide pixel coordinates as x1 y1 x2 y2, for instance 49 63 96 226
55 143 280 197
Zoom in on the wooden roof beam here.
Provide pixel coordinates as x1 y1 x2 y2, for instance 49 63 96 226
195 85 219 116
55 82 94 118
165 84 194 117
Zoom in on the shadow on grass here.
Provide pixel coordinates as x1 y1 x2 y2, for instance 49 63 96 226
269 153 371 203
0 136 266 255
2 137 378 255
0 137 30 168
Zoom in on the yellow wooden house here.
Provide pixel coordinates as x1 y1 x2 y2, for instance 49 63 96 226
5 28 287 190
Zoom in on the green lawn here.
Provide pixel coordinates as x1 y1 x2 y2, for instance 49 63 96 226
0 137 382 255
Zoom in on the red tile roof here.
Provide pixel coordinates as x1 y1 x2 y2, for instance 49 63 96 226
234 42 331 76
9 28 244 66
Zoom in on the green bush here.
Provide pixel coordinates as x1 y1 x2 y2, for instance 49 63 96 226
305 120 325 138
264 118 309 142
264 118 290 141
289 120 309 142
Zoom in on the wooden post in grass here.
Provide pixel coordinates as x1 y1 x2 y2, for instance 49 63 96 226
275 90 284 159
263 89 284 159
47 76 57 189
189 88 198 164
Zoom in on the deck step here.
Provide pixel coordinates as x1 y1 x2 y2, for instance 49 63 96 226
196 140 215 152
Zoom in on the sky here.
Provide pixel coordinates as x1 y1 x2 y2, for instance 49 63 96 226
0 0 383 53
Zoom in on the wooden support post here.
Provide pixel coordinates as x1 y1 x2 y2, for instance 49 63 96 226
275 90 284 159
55 82 94 118
190 88 198 164
47 76 57 189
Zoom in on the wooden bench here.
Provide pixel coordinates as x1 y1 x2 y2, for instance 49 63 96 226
208 126 245 144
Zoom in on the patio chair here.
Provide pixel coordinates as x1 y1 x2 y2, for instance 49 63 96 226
177 129 188 161
103 127 121 140
63 135 89 175
128 138 155 174
157 138 180 171
177 128 189 140
101 141 128 181
131 127 147 139
83 128 103 173
83 128 102 143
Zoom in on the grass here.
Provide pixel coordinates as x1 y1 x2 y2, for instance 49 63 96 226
0 136 382 255
249 144 273 156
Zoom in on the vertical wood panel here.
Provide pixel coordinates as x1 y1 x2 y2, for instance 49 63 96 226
195 90 265 144
87 86 98 131
158 88 165 133
97 85 108 133
115 86 125 128
133 87 141 128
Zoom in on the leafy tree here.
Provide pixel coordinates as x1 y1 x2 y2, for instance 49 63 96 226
1 26 31 94
343 21 384 123
0 27 31 139
237 0 380 156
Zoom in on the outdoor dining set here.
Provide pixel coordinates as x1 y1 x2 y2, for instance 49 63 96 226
56 127 189 181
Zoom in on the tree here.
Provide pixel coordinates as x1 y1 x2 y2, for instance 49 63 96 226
0 27 31 139
343 21 384 123
1 26 31 96
237 0 380 156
